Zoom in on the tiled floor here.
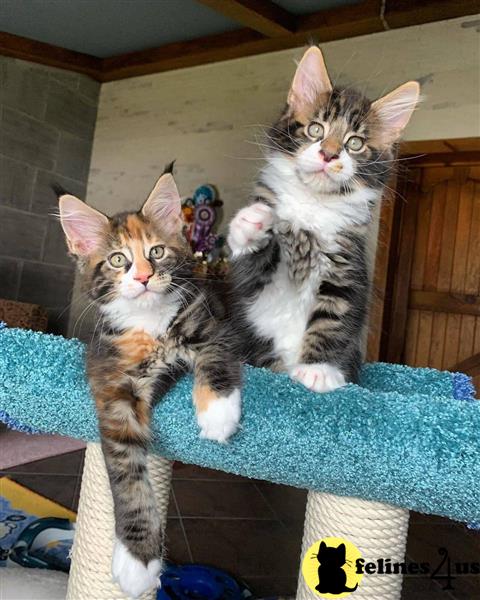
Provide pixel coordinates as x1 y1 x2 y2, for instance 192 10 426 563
167 462 304 596
2 449 479 599
404 512 480 600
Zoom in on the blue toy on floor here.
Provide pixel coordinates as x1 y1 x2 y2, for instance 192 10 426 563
0 326 478 524
158 564 252 600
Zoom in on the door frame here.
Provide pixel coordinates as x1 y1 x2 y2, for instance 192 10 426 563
366 137 480 362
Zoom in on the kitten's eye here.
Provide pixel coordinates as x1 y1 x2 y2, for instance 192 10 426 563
307 122 324 139
109 252 127 268
346 136 365 151
150 245 165 259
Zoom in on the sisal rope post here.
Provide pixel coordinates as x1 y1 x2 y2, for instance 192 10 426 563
67 442 172 600
296 490 410 599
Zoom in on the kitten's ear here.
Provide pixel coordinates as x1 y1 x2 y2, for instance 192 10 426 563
372 81 420 144
142 173 183 235
59 194 108 256
320 542 327 550
288 46 332 115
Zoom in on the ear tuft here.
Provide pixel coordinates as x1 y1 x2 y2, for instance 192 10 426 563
59 195 108 256
141 173 183 235
162 159 176 175
288 46 332 115
372 81 421 144
51 183 69 197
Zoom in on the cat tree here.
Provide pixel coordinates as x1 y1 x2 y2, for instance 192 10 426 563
69 445 410 599
1 326 478 599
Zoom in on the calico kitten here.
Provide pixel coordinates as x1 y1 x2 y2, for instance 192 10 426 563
228 46 420 392
59 170 242 598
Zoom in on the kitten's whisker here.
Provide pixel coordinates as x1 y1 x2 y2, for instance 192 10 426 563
72 290 117 337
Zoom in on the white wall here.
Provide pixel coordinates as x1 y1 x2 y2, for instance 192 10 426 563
69 15 480 336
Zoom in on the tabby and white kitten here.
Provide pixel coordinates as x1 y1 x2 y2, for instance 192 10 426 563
59 171 242 598
228 47 419 392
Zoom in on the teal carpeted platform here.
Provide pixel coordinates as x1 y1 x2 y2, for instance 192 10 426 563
0 326 478 523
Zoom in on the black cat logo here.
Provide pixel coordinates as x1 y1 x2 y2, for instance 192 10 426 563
313 541 358 595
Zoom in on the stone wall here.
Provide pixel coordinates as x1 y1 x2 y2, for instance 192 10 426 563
0 57 99 335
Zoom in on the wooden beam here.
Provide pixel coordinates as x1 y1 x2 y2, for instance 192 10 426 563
400 138 480 156
450 352 480 377
0 0 478 81
100 0 479 81
402 151 480 167
197 0 295 37
0 31 101 80
409 290 480 317
101 28 266 81
367 176 397 361
383 0 480 29
383 173 420 363
297 0 384 39
297 0 479 38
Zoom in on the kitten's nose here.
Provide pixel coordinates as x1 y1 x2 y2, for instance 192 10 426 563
319 149 339 163
134 272 152 285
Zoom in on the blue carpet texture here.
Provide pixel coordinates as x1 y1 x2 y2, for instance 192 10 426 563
0 327 478 523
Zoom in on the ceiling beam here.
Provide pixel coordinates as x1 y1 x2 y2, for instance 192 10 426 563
383 0 480 28
0 0 477 82
101 28 265 81
296 0 478 37
296 0 384 42
0 31 101 79
101 0 479 81
101 11 381 82
196 0 295 37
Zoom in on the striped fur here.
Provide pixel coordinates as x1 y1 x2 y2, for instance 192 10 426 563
228 47 419 392
59 173 241 596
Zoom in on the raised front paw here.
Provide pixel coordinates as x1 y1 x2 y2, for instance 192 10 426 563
290 363 346 393
228 203 274 256
195 387 241 443
112 538 162 598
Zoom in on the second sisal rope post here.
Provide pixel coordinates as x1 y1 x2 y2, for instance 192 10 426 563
296 490 410 599
66 442 172 600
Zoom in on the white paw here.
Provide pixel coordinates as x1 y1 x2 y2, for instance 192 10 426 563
197 388 241 443
112 538 162 598
228 203 274 256
290 363 346 393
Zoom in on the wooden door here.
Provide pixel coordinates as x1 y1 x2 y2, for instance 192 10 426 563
382 162 480 394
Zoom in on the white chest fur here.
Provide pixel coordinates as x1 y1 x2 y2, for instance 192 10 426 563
246 158 378 367
262 157 376 244
246 261 319 368
101 294 179 338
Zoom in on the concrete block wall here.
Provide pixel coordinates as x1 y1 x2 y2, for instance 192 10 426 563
0 57 99 335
